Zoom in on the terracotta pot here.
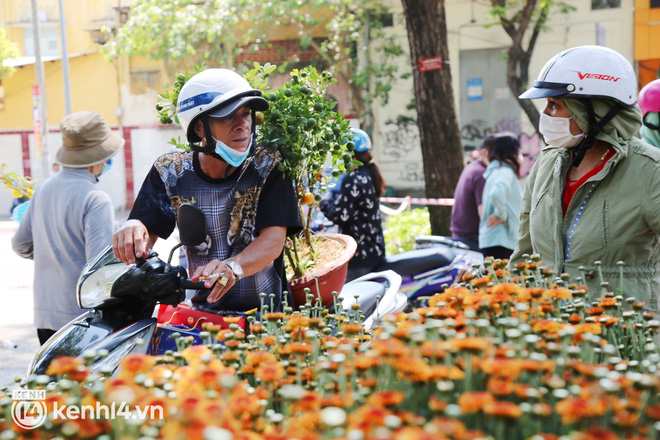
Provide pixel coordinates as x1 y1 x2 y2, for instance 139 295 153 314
289 233 357 308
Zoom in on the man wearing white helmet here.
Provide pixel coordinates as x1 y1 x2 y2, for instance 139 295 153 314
113 69 301 312
510 45 660 315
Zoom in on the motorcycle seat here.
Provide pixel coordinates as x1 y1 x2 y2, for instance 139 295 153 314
375 246 456 276
336 280 385 317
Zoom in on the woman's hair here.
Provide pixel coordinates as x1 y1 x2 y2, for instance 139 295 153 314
354 150 385 197
488 132 521 177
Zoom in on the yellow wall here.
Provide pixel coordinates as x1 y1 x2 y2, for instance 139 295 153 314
634 0 660 61
1 0 122 130
0 52 119 130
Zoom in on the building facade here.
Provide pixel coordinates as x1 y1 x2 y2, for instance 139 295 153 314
1 0 657 212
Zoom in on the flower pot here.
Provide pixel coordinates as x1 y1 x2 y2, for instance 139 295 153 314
289 233 357 309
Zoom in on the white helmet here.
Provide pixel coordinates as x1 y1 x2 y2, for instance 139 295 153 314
519 45 637 107
176 68 268 144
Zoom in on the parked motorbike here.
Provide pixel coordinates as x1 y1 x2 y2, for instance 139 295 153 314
311 210 484 310
28 203 210 376
28 204 408 377
373 235 483 310
335 270 407 331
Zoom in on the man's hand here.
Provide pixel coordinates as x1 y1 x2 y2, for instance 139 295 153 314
113 219 151 264
190 260 237 303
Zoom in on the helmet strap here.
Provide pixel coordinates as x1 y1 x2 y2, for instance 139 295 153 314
643 113 660 130
200 116 217 156
193 112 258 175
571 101 621 167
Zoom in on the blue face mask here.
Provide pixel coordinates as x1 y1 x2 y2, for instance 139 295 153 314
213 137 250 167
95 158 113 179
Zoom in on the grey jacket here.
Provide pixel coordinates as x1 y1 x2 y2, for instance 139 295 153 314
12 168 116 330
510 136 660 314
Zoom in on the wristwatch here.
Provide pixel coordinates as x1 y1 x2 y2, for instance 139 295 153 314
223 260 244 281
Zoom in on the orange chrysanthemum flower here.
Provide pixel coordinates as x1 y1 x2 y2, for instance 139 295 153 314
76 419 111 438
392 357 432 382
118 353 157 376
429 395 447 413
392 426 443 440
354 355 380 371
249 322 265 334
366 390 405 408
371 338 410 357
46 356 85 377
599 297 619 308
483 400 523 418
480 358 523 378
255 361 285 383
340 322 363 336
229 388 262 419
246 351 277 367
570 427 620 440
532 319 566 334
543 288 572 300
263 312 285 321
568 314 583 324
572 322 602 335
647 404 660 420
491 283 522 296
555 397 607 424
487 377 514 396
421 340 447 359
262 334 277 347
449 337 488 353
586 306 604 316
457 391 495 413
469 276 491 289
428 364 465 381
426 417 467 439
282 315 311 333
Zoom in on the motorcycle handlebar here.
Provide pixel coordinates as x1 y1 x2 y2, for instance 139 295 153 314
179 279 208 290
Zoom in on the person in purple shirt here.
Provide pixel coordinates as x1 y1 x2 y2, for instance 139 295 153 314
450 135 494 250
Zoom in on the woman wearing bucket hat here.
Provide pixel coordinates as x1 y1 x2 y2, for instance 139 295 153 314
12 111 122 344
113 68 301 313
509 45 660 315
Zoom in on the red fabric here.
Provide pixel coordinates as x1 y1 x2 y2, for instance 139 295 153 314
157 303 246 331
563 149 616 216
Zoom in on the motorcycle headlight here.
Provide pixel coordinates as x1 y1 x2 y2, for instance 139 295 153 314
77 246 133 309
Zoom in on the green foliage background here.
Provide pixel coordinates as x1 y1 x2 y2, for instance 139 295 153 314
382 208 431 256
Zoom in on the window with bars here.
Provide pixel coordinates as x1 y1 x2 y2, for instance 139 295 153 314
592 0 621 9
23 26 59 57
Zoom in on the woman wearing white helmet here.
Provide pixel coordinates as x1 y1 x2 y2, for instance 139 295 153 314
320 128 386 281
510 45 660 315
113 68 302 313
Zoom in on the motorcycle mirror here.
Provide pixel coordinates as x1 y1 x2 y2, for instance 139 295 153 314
177 203 208 247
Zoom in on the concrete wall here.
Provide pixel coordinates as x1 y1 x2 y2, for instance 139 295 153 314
369 0 634 195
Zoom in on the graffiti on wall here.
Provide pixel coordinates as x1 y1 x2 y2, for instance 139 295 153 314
380 116 420 161
398 162 425 183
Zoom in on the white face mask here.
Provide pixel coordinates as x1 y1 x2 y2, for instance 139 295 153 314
539 113 585 148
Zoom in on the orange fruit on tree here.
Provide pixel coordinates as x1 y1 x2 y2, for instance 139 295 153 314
301 192 315 205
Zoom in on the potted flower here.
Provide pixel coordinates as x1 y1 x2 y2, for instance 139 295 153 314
1 164 35 222
157 63 358 307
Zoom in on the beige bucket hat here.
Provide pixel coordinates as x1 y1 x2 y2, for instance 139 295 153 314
55 111 124 168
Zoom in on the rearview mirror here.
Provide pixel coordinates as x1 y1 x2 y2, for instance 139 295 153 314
177 203 208 247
